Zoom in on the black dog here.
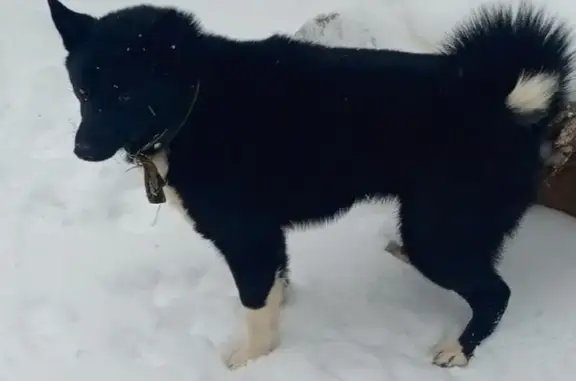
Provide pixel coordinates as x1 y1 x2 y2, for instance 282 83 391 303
47 0 573 369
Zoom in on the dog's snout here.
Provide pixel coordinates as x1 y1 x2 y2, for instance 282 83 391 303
74 140 99 161
74 141 92 154
74 141 91 151
73 133 121 162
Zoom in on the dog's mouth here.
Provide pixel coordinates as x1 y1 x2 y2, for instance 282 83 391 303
76 152 112 162
74 141 119 162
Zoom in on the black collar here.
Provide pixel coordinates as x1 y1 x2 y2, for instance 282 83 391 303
128 79 201 159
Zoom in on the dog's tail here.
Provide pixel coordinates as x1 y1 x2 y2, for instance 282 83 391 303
440 3 573 128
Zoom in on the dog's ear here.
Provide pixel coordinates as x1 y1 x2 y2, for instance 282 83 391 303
47 0 96 52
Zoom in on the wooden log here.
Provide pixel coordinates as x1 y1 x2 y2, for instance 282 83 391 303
537 103 576 218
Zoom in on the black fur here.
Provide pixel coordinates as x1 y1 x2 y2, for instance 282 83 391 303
47 0 573 367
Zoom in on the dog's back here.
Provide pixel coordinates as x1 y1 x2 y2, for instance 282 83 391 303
166 5 570 224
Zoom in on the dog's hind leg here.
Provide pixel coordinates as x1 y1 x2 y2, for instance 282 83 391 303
399 196 513 367
427 267 510 368
199 217 289 369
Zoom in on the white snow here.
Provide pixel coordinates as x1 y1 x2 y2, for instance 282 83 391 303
2 0 576 380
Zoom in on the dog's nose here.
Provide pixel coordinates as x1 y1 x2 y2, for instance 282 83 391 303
74 141 96 160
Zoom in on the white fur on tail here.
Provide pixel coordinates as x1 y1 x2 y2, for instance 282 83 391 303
506 73 558 115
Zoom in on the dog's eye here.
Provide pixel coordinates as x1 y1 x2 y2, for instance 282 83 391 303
118 94 132 102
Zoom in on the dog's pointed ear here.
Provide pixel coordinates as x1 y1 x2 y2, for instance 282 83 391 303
47 0 96 52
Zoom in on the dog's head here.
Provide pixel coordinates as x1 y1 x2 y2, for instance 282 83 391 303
47 0 202 162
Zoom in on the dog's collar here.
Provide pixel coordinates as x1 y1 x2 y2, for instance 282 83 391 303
130 79 201 158
128 80 201 204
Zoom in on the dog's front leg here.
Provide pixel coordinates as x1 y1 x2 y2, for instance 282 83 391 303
226 272 286 369
200 217 289 369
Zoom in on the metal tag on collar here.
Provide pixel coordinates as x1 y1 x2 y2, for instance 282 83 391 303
138 129 168 155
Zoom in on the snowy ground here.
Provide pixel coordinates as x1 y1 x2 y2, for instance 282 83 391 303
2 0 576 380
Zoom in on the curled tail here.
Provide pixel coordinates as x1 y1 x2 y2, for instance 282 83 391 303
440 2 574 127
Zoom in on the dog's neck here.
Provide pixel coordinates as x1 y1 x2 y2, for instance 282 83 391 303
124 79 201 204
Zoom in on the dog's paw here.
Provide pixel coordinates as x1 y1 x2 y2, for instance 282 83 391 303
432 339 469 368
224 338 278 370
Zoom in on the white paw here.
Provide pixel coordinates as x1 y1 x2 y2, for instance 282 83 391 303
432 340 469 368
224 337 278 370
